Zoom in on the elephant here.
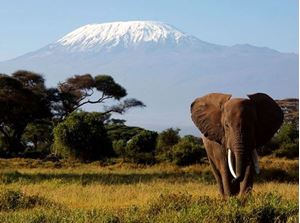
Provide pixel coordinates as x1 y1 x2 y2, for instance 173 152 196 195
190 93 283 197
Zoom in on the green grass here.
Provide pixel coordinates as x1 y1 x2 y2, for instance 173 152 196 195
0 157 298 222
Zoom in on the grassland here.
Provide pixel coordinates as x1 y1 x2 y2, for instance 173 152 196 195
0 157 298 222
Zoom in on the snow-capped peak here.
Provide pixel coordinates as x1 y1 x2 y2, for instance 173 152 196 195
54 21 196 52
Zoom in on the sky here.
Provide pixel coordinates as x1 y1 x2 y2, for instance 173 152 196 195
0 0 298 61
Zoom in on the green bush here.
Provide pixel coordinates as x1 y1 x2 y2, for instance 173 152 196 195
274 127 299 158
273 141 299 159
171 136 205 166
125 130 158 164
260 122 298 158
112 139 127 160
274 122 298 144
106 123 144 142
21 120 54 158
53 112 113 161
156 128 180 162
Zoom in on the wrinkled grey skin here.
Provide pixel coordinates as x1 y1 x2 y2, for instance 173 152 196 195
191 93 283 197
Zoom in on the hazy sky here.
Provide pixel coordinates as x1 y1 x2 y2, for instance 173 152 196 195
0 0 298 61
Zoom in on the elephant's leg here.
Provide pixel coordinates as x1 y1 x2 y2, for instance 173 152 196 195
239 164 254 195
208 157 224 196
209 145 232 196
220 169 233 196
203 137 225 197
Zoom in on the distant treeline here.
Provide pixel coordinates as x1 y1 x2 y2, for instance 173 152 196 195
0 70 298 164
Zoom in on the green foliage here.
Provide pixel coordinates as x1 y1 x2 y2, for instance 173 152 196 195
156 128 180 162
273 142 299 159
155 128 205 166
106 123 144 142
0 71 51 154
171 136 205 166
57 74 144 119
0 71 144 159
104 98 145 114
53 112 113 161
275 122 298 144
21 120 53 158
12 70 46 93
125 130 158 164
112 140 127 160
260 122 299 158
94 75 127 100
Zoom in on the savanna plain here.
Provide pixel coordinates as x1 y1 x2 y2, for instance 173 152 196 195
0 156 298 223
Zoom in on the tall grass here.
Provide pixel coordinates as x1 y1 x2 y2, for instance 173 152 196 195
0 157 298 222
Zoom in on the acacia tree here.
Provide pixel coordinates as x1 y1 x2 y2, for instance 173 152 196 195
55 74 145 120
0 71 52 153
0 71 145 156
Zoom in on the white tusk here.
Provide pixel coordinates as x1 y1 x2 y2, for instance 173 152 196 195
228 149 237 179
252 149 260 174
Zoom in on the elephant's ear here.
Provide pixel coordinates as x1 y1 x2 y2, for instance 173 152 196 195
191 93 231 144
248 93 284 147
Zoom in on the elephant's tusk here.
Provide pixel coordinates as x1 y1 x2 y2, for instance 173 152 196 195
228 149 237 179
252 149 260 174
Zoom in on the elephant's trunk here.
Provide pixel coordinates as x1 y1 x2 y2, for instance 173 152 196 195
228 149 245 182
234 151 245 182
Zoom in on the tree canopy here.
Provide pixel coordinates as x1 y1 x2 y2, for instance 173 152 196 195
56 74 145 119
0 71 51 153
53 112 113 161
0 71 145 157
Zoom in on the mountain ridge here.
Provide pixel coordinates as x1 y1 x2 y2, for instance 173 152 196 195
0 20 298 135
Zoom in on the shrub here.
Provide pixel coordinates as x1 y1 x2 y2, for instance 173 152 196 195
106 123 144 142
260 122 298 158
125 130 158 164
156 128 180 162
274 122 298 144
0 189 49 211
53 112 113 161
112 139 127 160
21 120 54 158
171 136 205 166
274 125 299 158
273 141 299 159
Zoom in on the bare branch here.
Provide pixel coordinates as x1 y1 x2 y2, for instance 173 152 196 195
73 95 113 111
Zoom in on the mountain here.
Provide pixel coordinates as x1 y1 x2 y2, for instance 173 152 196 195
0 21 298 135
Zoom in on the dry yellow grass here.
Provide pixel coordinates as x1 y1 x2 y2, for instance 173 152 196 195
0 157 298 211
5 181 295 211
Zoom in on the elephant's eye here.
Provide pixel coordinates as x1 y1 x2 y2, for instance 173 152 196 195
225 123 229 128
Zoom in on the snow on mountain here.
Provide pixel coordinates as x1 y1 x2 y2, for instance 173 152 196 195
35 21 223 56
55 21 191 50
0 21 298 135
